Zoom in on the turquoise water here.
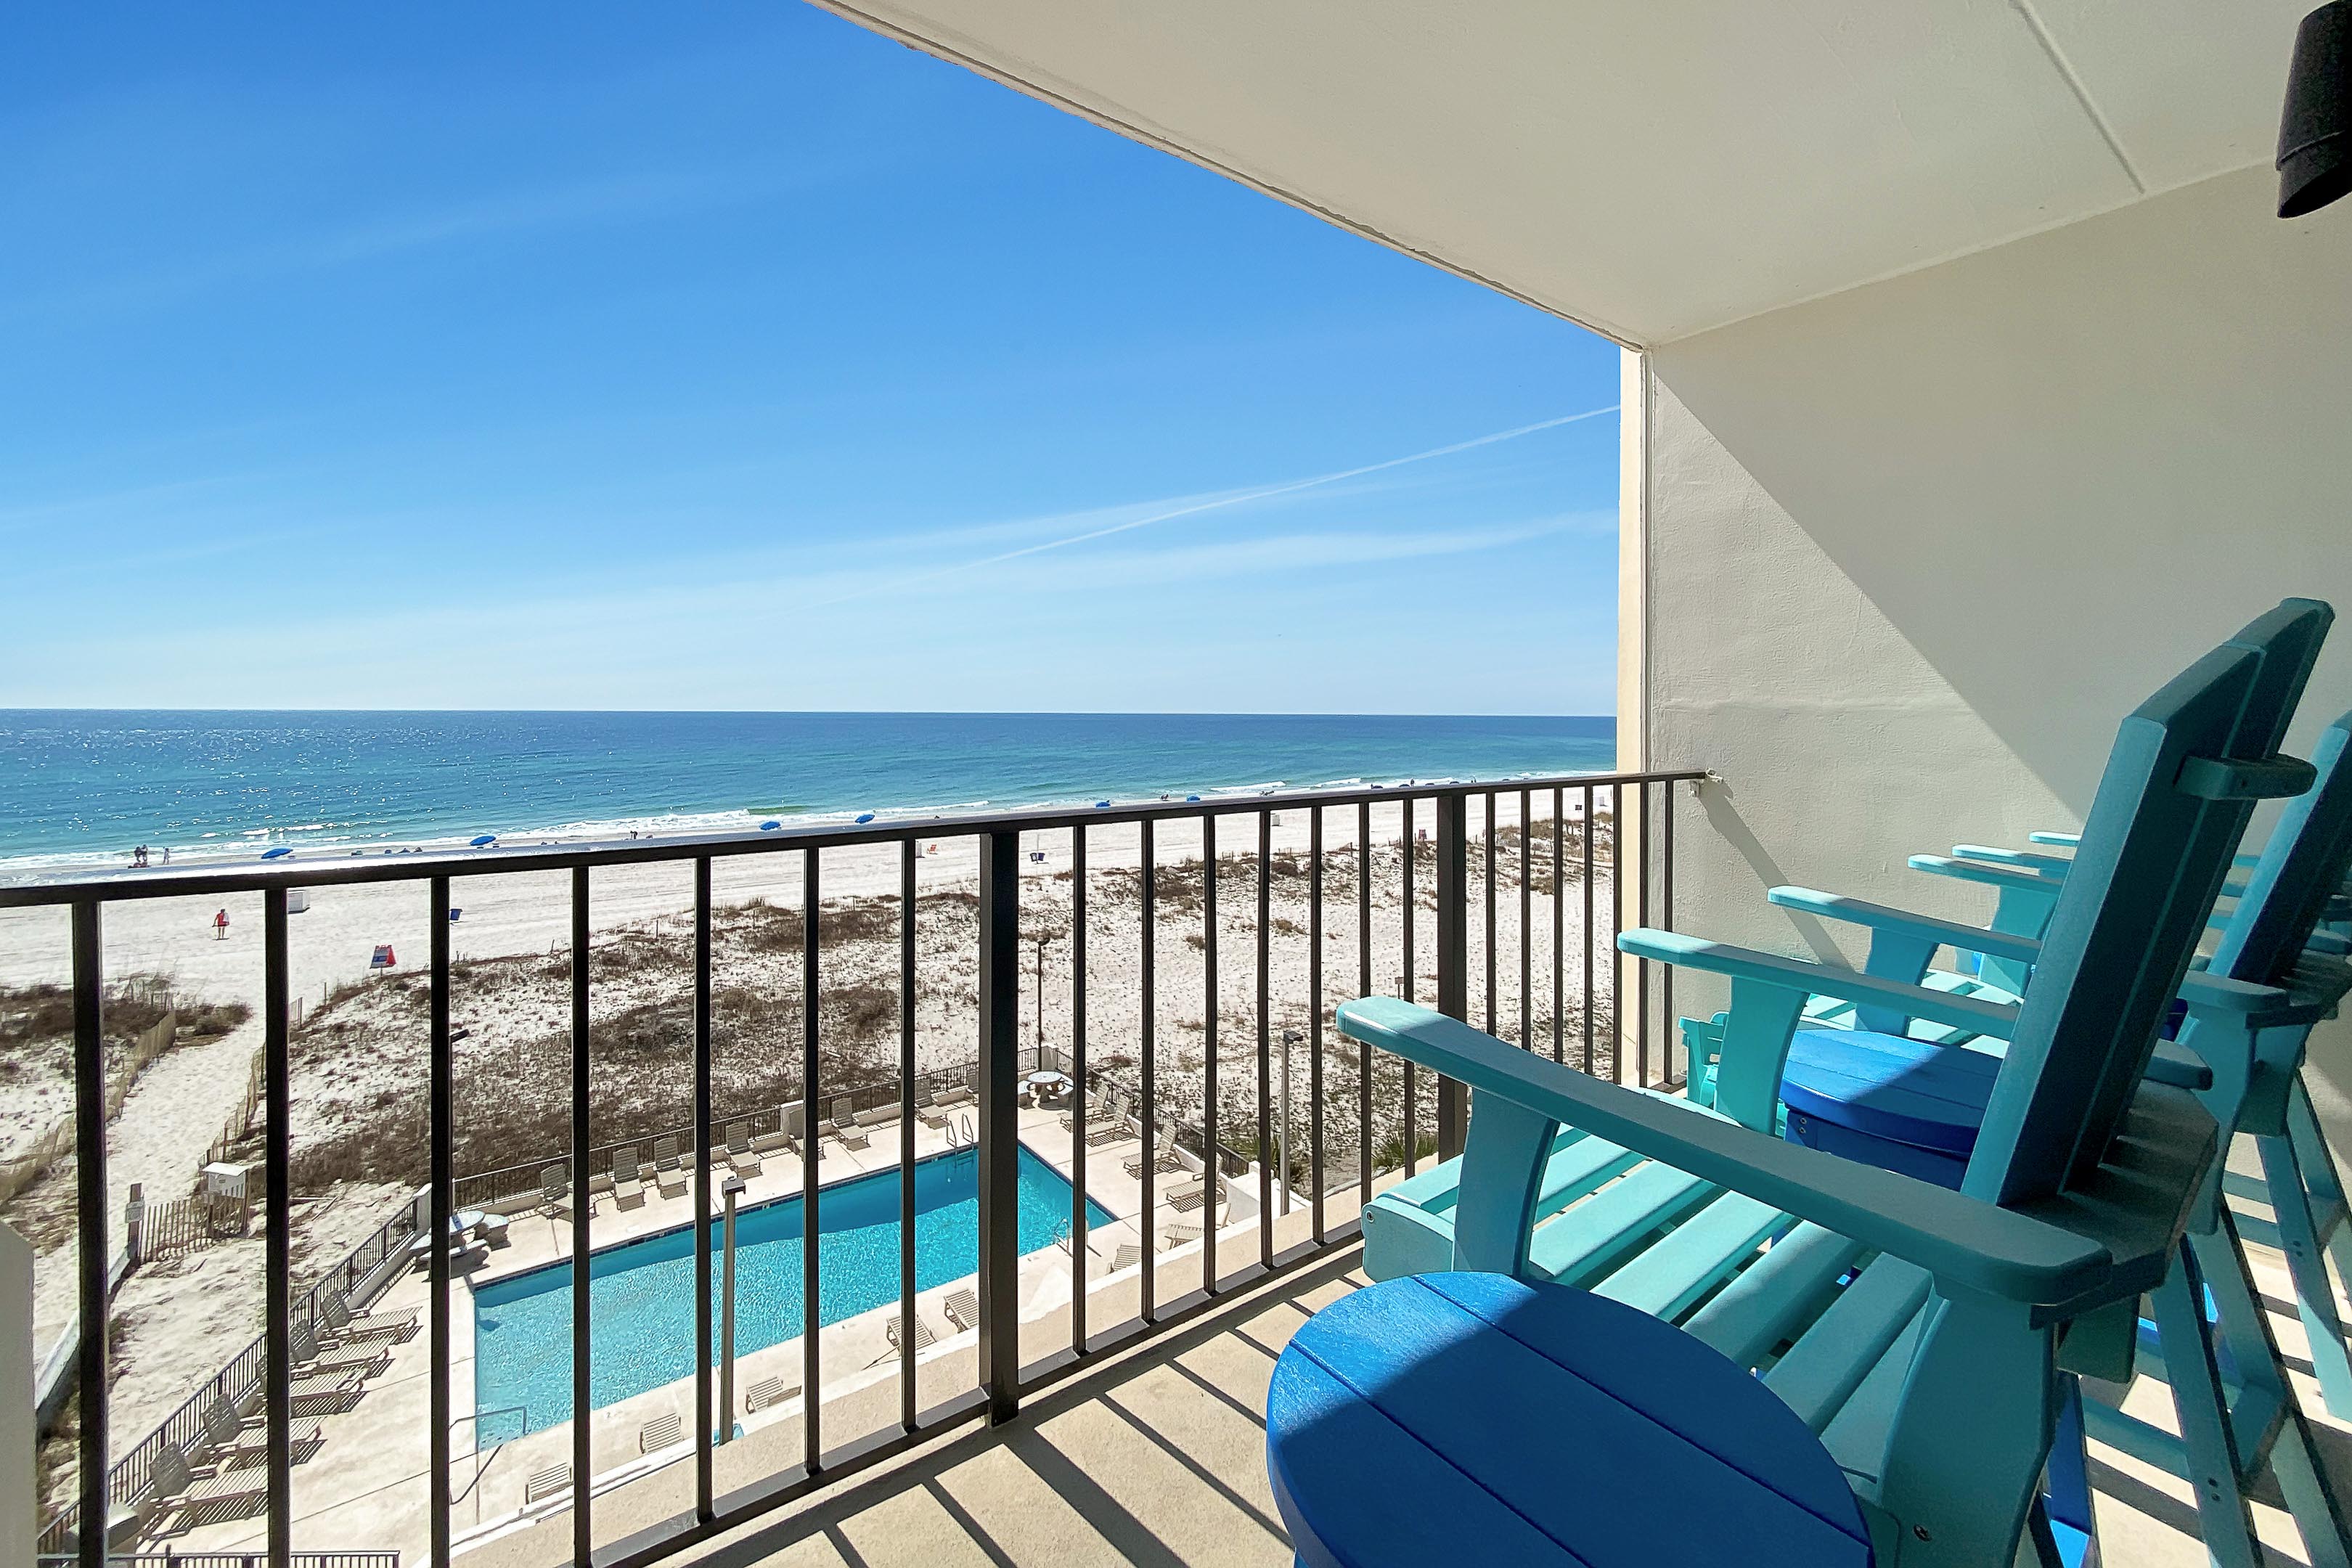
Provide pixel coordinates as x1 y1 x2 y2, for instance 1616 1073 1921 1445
470 1144 1112 1441
0 709 1613 870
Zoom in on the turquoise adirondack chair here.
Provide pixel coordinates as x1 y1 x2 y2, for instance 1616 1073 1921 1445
1771 716 2352 1432
1291 603 2320 1566
1765 714 2352 1567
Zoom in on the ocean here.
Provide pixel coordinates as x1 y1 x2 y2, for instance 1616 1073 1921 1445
0 711 1615 873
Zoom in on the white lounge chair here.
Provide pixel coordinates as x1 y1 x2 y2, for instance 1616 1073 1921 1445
148 1442 268 1527
611 1146 645 1209
1124 1135 1180 1177
943 1287 980 1334
540 1162 588 1220
649 1135 689 1198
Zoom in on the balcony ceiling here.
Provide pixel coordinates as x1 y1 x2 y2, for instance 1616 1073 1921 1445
820 0 2307 345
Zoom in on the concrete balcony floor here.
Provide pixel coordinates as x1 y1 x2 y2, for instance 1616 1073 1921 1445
152 1131 2352 1567
639 1148 2352 1568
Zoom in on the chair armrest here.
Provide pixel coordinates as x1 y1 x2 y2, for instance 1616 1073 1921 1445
2176 970 2294 1016
1908 854 2067 892
1766 886 2043 965
2027 831 2081 849
1617 928 2018 1041
2309 930 2352 957
1952 844 2075 874
2147 1040 2215 1090
1336 998 2110 1305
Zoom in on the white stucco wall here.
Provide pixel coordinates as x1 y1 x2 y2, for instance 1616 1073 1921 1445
1638 162 2352 1137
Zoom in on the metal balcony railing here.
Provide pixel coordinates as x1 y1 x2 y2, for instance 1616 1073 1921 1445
5 767 1702 1568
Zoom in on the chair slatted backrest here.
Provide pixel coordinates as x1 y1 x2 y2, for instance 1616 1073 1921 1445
2208 712 2352 985
1967 600 2331 1208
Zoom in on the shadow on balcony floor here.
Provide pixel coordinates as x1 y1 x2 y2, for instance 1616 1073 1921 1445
655 1198 2352 1568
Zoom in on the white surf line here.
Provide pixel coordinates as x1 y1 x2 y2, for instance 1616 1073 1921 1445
812 403 1617 608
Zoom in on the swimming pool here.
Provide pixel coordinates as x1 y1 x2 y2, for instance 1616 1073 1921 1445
471 1144 1111 1441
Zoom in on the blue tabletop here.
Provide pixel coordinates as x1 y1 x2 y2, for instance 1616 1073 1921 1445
1267 1271 1874 1567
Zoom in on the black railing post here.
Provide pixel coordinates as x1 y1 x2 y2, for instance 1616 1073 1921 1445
976 830 1021 1424
263 889 291 1568
569 866 591 1559
428 876 452 1568
693 857 714 1514
1434 795 1470 1159
71 900 105 1568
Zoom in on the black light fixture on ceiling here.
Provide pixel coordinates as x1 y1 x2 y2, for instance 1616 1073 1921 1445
2281 1 2352 216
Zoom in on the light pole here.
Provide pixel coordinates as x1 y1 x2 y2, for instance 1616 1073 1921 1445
718 1172 745 1441
1034 933 1048 1051
1279 1029 1302 1214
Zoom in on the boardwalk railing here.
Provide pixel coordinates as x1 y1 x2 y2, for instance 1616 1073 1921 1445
7 769 1701 1568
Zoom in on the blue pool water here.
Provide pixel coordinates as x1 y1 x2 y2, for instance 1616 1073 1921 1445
470 1145 1111 1441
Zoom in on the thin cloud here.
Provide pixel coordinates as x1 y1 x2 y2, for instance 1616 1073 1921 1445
803 404 1617 610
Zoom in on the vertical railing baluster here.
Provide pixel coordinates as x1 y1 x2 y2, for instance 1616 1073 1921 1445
1069 827 1087 1354
802 851 823 1465
1140 818 1156 1323
1357 802 1371 1199
1256 809 1273 1264
264 889 291 1568
1401 798 1416 1176
1662 780 1677 1086
693 857 714 1511
428 877 452 1568
72 900 105 1568
1520 788 1532 1053
899 841 918 1425
1434 796 1468 1161
1638 782 1652 1087
1611 783 1625 1084
1551 788 1565 1064
570 867 591 1558
1310 806 1326 1243
976 831 1020 1423
1483 791 1497 1038
1202 814 1219 1295
1582 785 1596 1074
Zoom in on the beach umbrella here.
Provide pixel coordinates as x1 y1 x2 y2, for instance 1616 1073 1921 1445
260 846 292 860
854 812 875 824
1186 795 1201 803
469 834 497 848
1095 800 1111 809
759 820 782 831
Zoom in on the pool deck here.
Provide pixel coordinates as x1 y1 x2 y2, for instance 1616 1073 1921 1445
151 1098 1271 1561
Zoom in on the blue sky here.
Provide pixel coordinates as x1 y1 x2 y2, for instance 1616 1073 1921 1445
1 3 1620 714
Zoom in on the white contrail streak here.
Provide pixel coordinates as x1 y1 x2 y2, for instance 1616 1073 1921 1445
809 402 1616 608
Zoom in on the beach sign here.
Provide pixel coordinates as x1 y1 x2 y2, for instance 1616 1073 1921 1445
370 944 397 971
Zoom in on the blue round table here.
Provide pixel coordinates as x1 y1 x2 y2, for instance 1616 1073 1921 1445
1267 1271 1874 1567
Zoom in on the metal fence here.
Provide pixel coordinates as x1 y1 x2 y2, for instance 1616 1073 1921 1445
36 1194 422 1556
7 768 1699 1568
38 1556 397 1568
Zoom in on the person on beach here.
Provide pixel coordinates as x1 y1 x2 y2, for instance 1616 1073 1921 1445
213 907 229 940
